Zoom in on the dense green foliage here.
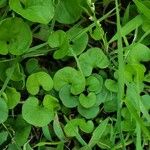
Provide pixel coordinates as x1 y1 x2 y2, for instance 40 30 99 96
0 0 150 149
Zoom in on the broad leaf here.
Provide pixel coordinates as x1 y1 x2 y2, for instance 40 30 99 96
0 17 32 55
53 67 85 95
59 85 79 108
79 92 96 108
26 71 53 95
77 104 99 119
22 95 59 127
9 0 54 24
79 48 109 76
4 87 20 109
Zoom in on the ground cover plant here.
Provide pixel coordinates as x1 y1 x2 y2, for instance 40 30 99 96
0 0 150 149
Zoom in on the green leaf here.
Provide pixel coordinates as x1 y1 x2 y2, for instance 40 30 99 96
26 58 40 74
53 67 85 95
134 0 150 20
9 0 54 24
4 87 20 109
124 64 146 83
48 30 69 59
104 79 118 93
0 131 8 145
88 118 109 148
79 48 109 76
55 0 82 24
22 95 58 127
141 95 150 110
64 118 94 137
109 15 143 43
0 98 8 123
125 98 150 139
59 85 79 108
6 63 24 81
90 23 104 41
53 114 66 141
86 74 103 94
12 116 31 146
79 92 96 108
104 97 118 112
67 27 88 56
77 104 99 119
126 43 150 63
26 71 53 95
0 17 32 55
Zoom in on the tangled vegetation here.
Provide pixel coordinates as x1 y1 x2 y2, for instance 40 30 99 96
0 0 150 149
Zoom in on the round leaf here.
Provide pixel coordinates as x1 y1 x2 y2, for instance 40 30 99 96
104 79 118 93
86 75 103 94
59 85 79 108
26 71 53 95
0 17 32 55
48 30 69 59
9 0 54 24
4 87 20 109
53 67 85 95
67 27 88 56
22 96 55 127
79 48 109 76
77 104 99 119
79 92 96 108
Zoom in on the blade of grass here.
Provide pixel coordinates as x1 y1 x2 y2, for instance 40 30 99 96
115 0 125 149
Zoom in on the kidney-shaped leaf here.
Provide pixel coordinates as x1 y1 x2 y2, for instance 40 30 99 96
0 98 8 124
64 118 94 137
48 30 69 59
79 48 109 76
86 74 103 94
9 0 54 24
59 85 79 108
0 17 32 55
79 92 96 108
53 67 85 95
22 95 58 127
126 43 150 63
5 87 20 109
77 104 99 119
67 27 88 56
26 71 53 95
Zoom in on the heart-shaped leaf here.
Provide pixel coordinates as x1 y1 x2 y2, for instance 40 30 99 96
79 48 109 76
104 79 118 93
86 74 103 94
77 104 99 119
79 92 96 108
67 27 88 56
48 30 69 59
9 0 54 24
59 85 79 108
53 67 85 95
26 71 53 95
22 95 59 127
0 17 32 55
64 118 94 137
126 43 150 63
0 98 8 124
4 87 20 109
